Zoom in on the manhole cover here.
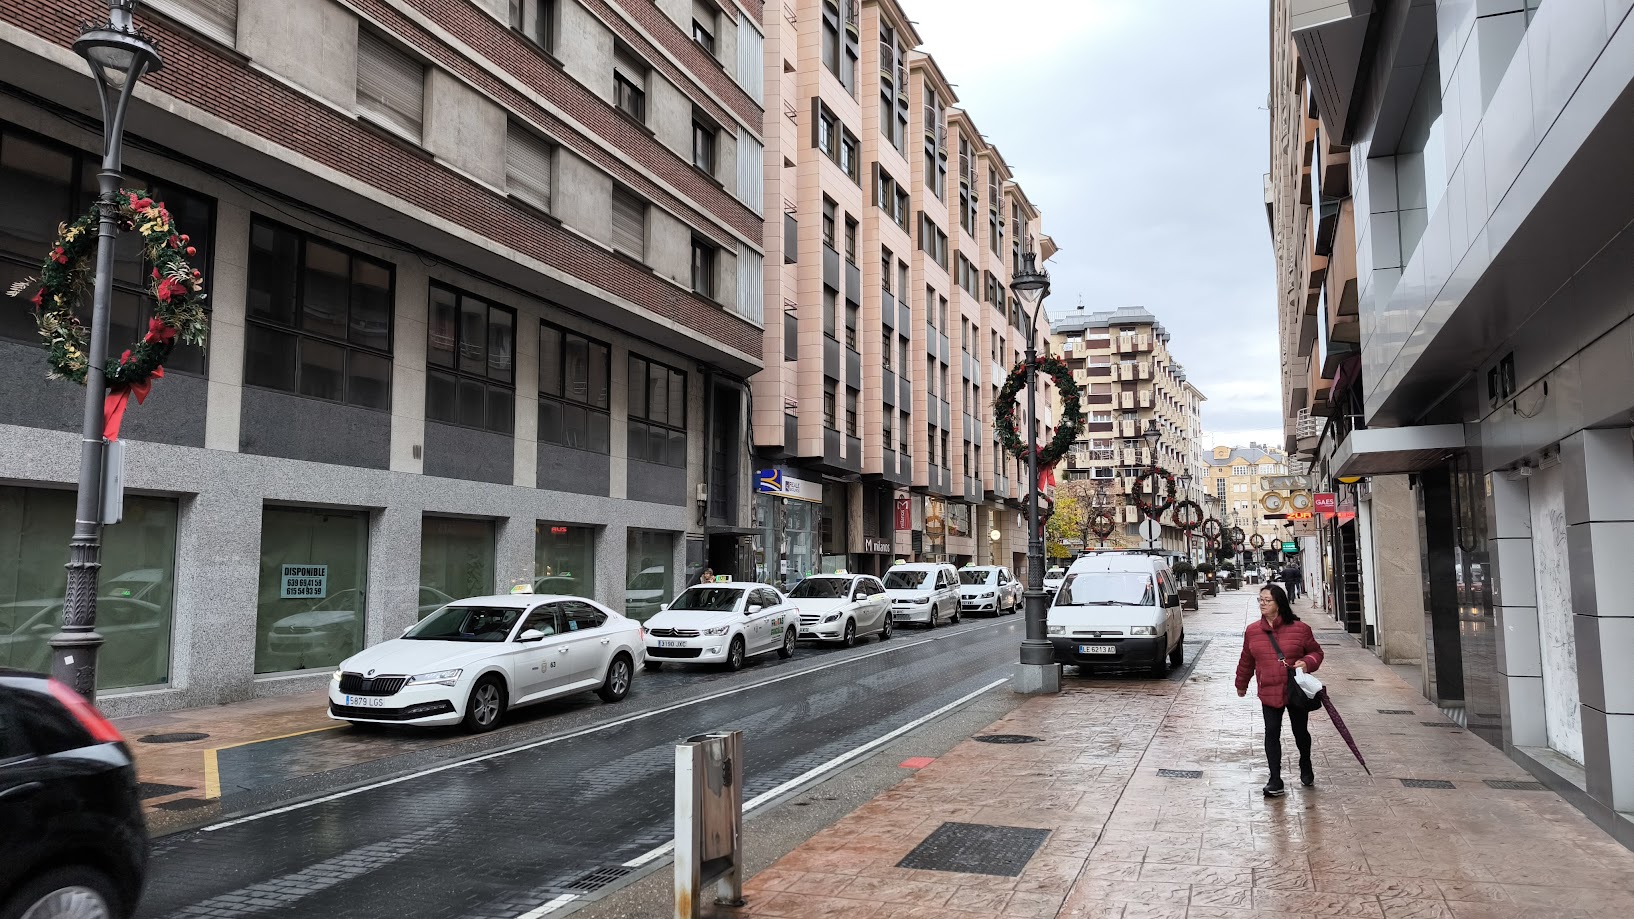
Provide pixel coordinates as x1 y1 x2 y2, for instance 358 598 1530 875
138 732 210 744
564 866 634 892
138 782 192 800
1156 769 1202 779
1484 780 1546 791
897 823 1050 876
1377 709 1413 714
1400 779 1455 789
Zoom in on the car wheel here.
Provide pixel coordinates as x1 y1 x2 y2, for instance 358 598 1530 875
927 606 937 630
880 616 893 641
1150 639 1170 678
950 602 961 625
777 628 796 659
643 660 662 672
725 636 747 670
597 654 633 703
1170 630 1185 668
0 866 120 919
841 619 856 648
462 676 506 733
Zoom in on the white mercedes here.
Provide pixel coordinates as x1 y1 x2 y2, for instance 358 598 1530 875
789 574 892 646
642 581 798 671
328 594 643 733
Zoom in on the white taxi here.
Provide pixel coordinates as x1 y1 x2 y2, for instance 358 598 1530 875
642 581 798 671
328 593 643 733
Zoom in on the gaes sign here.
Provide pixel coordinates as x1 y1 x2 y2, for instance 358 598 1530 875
1313 492 1337 516
280 564 328 599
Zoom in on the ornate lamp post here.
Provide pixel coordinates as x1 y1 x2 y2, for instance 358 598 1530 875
1141 419 1162 554
1010 241 1059 694
1177 473 1192 562
51 0 163 700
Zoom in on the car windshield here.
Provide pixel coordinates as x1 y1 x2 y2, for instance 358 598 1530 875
669 587 744 612
789 578 850 599
1056 572 1156 607
404 605 523 641
882 570 930 590
959 570 996 586
1045 568 1066 579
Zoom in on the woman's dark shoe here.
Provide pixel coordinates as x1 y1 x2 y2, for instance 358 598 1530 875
1263 779 1286 797
1299 760 1315 787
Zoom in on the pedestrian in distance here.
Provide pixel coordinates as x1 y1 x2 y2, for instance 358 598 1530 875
1280 563 1300 601
698 568 715 585
1236 583 1324 797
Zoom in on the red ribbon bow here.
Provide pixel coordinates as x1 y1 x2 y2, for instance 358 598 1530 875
103 366 163 442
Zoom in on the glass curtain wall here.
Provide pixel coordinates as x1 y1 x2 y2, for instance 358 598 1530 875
420 517 496 611
535 524 597 601
624 529 675 621
255 507 369 674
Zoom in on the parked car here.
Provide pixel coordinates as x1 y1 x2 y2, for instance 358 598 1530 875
1042 565 1068 594
1046 553 1184 677
958 566 1021 616
0 669 148 919
328 594 642 733
643 582 797 671
264 586 456 671
882 563 961 628
789 574 892 646
624 566 669 620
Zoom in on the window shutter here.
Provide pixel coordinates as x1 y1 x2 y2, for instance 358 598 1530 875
735 131 763 215
611 189 646 259
736 244 764 324
357 30 425 139
147 0 238 46
506 125 553 211
614 46 646 87
735 14 765 102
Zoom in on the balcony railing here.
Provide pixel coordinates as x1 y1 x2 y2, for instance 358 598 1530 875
1295 407 1321 440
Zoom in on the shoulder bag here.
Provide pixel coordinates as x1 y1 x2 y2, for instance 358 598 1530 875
1266 627 1324 712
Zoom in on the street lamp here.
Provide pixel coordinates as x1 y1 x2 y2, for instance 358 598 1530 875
1177 473 1192 562
1140 419 1162 554
51 0 162 701
1010 240 1058 694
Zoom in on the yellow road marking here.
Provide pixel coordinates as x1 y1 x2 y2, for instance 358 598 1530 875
201 724 346 800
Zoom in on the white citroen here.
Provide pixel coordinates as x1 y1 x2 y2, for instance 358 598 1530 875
328 594 643 733
643 581 797 671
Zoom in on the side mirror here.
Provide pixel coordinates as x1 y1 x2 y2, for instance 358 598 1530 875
659 603 669 611
746 604 763 615
402 625 413 636
517 629 546 642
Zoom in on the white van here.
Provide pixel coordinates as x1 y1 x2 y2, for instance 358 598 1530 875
883 563 961 628
1046 553 1184 676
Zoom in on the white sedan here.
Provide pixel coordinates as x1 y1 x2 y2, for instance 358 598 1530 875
958 566 1021 615
789 574 893 646
328 594 643 733
643 582 798 671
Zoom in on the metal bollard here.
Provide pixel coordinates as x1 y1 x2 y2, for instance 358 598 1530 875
674 730 744 919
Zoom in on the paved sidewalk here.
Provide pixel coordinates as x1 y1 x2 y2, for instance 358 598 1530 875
721 592 1634 919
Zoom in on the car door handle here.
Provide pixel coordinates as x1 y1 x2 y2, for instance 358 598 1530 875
558 648 570 654
600 638 610 645
0 782 42 802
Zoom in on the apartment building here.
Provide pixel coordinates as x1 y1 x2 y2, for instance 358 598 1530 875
0 0 766 714
1049 305 1206 555
1202 444 1290 553
750 0 1054 582
1271 0 1634 845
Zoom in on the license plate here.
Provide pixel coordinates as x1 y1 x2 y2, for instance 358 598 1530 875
344 695 387 708
893 612 911 620
1078 644 1116 655
657 640 686 648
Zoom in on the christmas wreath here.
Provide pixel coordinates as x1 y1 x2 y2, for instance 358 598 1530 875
1249 533 1266 549
1200 518 1224 541
994 355 1082 470
1229 526 1246 547
9 189 209 439
1088 509 1117 540
1171 499 1204 531
1130 466 1177 518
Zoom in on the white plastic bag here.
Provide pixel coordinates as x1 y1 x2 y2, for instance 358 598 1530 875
1294 670 1324 697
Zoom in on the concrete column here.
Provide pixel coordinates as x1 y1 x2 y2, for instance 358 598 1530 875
370 506 423 646
169 489 261 705
1372 475 1427 670
495 515 535 595
1561 429 1634 811
391 263 429 474
203 202 249 452
1487 471 1546 748
609 342 629 500
513 314 539 489
597 523 628 613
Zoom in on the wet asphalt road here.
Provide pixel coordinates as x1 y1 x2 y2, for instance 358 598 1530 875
135 614 1025 919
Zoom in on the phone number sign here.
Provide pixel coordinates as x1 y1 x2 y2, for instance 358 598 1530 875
280 564 329 599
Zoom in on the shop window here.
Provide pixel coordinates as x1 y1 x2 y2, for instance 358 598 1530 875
0 124 214 373
624 529 675 621
539 321 610 454
254 507 368 674
627 353 687 467
535 523 597 602
427 282 516 435
0 485 176 691
419 516 496 608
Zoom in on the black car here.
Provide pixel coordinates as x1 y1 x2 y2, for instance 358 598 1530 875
0 670 148 919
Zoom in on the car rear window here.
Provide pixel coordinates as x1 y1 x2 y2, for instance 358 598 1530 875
7 687 92 755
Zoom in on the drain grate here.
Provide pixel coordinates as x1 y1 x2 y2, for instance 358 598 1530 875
1484 779 1547 791
564 865 635 892
1347 678 1375 681
1156 769 1202 779
897 823 1050 876
1400 779 1456 789
138 782 192 800
974 734 1043 745
138 732 210 744
1377 709 1413 714
1421 722 1459 727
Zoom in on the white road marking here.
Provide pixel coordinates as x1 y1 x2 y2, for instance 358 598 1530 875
514 894 578 919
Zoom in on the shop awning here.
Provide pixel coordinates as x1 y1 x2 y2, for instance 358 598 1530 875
1332 425 1465 477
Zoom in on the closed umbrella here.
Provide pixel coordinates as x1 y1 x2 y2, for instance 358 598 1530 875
1317 690 1370 775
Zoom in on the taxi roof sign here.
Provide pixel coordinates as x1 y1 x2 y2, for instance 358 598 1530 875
510 584 533 594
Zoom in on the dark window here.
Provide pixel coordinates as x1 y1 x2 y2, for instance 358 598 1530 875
245 217 392 409
614 46 647 122
845 302 858 350
845 387 858 436
692 117 717 174
823 381 836 430
564 600 608 630
823 288 837 339
844 217 857 265
0 125 215 373
881 247 893 294
839 132 858 182
539 320 610 454
691 17 715 56
691 238 716 298
509 0 555 51
628 353 687 467
426 282 515 434
881 327 893 370
784 310 798 362
822 197 836 249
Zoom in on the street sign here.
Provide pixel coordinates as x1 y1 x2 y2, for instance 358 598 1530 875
1139 518 1161 543
1313 492 1337 516
1281 540 1299 555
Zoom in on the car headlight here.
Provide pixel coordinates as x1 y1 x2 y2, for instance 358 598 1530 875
1047 625 1065 635
823 613 841 623
980 591 995 598
702 625 731 636
331 669 343 682
1129 626 1157 636
405 668 462 687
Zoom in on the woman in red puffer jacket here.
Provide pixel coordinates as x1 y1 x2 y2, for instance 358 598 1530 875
1236 583 1323 797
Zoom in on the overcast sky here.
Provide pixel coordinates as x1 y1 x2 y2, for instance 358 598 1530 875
907 0 1284 451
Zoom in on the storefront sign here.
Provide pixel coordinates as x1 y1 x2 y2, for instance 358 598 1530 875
1313 492 1337 516
279 564 328 599
863 537 892 553
757 469 822 503
894 498 912 531
1281 540 1299 555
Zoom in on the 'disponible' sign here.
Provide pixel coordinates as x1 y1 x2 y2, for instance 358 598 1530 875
280 564 328 599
